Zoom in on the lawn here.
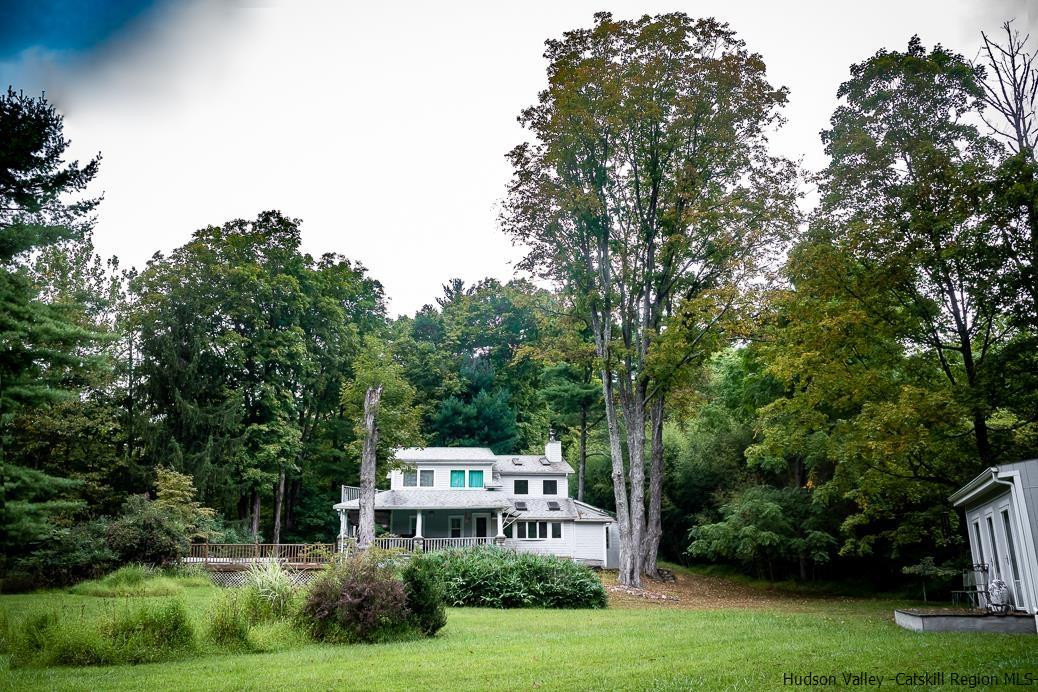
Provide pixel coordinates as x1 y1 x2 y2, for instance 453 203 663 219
1 567 1035 691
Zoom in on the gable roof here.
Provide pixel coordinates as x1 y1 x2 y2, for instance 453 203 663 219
391 447 574 475
395 447 497 462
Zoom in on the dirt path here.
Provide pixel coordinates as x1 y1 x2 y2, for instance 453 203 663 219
600 567 862 611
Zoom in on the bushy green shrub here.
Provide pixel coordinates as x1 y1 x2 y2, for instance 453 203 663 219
8 598 195 668
5 520 117 591
240 560 297 622
299 554 413 643
106 495 188 567
402 556 447 636
422 548 607 609
204 590 253 651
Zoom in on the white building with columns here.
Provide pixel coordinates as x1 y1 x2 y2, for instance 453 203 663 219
333 439 618 567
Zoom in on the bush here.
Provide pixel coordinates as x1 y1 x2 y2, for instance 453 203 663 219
240 560 297 622
402 556 447 636
5 520 117 591
106 495 188 567
299 554 413 643
8 598 195 668
204 590 252 651
422 548 608 609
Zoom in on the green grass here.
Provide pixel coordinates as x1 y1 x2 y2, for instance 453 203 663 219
68 565 212 598
2 581 1035 690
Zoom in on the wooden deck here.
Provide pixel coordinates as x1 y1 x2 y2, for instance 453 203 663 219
186 537 498 572
186 543 337 571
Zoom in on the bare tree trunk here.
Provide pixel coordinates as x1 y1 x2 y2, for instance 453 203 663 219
601 372 636 586
250 489 260 540
577 407 587 502
642 394 664 577
621 384 646 584
272 469 286 545
357 385 383 550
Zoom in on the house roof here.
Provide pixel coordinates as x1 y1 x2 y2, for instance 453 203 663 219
334 489 511 511
495 455 574 475
395 447 498 462
950 459 1038 507
510 498 614 522
391 447 574 475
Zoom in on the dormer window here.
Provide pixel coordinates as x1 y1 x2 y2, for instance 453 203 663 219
403 470 417 487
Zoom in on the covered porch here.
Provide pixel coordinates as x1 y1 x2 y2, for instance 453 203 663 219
338 508 510 543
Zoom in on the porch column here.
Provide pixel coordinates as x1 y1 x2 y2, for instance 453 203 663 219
338 509 346 538
415 510 423 538
495 509 506 544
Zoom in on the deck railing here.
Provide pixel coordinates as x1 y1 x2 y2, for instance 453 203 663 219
187 543 336 565
187 537 497 567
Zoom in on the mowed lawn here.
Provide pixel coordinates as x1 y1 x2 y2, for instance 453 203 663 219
2 567 1036 691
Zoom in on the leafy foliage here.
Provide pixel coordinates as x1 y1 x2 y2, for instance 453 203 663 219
421 547 607 609
402 555 447 636
106 496 188 567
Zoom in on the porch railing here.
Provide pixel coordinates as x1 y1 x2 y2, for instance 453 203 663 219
338 536 496 553
423 537 493 550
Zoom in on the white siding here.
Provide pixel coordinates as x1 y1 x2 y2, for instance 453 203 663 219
389 464 494 490
572 522 607 565
505 520 574 557
503 474 569 498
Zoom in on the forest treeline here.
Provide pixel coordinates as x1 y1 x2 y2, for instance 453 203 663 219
3 14 1038 589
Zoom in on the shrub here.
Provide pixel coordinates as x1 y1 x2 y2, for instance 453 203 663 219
402 556 447 636
5 520 117 591
106 495 188 567
299 555 413 643
240 560 297 622
8 598 195 668
204 590 252 651
422 548 608 609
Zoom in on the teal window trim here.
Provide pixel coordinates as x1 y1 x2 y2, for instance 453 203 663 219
450 470 465 488
468 470 484 488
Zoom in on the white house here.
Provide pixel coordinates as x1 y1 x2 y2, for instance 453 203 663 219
333 438 619 568
950 459 1038 614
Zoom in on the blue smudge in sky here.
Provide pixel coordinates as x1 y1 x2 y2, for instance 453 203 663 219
0 0 163 60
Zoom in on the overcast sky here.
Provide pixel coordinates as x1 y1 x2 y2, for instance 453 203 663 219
2 0 1035 315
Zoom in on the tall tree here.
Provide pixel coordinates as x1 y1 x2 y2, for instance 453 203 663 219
817 36 1010 465
1 88 104 564
504 12 796 584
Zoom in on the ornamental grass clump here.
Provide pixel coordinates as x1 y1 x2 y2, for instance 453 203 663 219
241 560 298 622
422 547 607 609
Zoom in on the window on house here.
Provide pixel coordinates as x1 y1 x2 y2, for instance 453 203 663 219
987 516 1002 578
543 480 557 495
516 522 527 539
605 526 610 549
468 470 484 488
449 516 463 539
403 470 417 487
547 501 560 511
420 470 434 487
504 524 513 538
514 501 528 511
551 522 561 539
538 521 547 539
973 522 985 564
450 470 465 488
514 479 529 494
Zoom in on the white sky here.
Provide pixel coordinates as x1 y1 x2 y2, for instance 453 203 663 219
3 0 1035 315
